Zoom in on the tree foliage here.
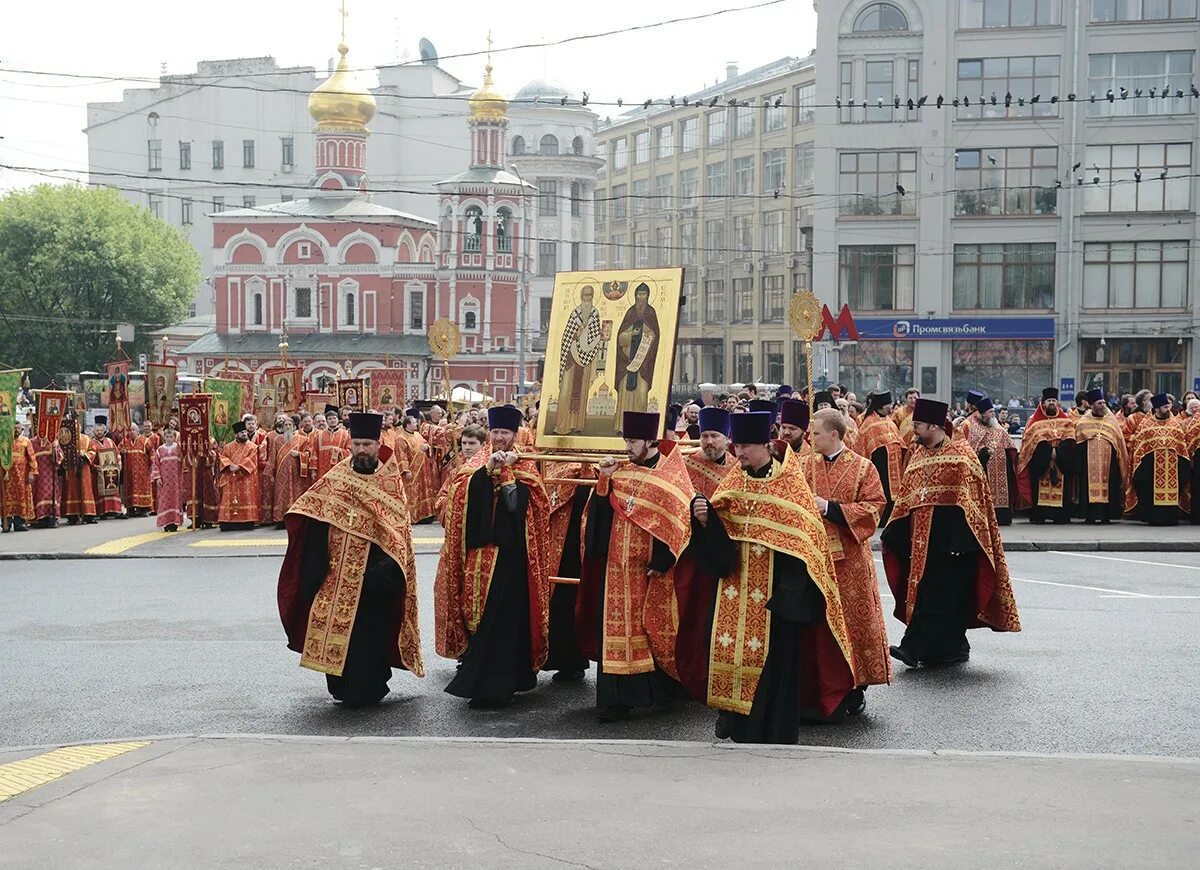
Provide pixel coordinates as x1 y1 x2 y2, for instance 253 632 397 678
0 184 200 384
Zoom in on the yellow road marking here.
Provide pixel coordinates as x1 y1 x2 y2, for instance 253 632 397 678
189 536 444 548
0 742 149 801
84 532 175 556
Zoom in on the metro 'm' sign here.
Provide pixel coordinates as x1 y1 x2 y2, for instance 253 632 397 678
816 304 860 341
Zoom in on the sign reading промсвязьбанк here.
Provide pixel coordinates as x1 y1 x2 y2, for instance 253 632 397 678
852 317 1056 341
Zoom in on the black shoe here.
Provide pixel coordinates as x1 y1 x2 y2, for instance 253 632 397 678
68 516 80 526
714 713 730 740
13 522 29 532
273 522 285 530
552 669 586 683
84 517 98 525
890 645 919 668
846 688 866 716
597 703 632 723
164 524 178 532
1031 518 1046 525
925 653 970 667
1101 518 1112 525
468 697 512 710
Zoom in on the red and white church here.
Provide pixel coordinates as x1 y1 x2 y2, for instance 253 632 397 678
183 39 539 405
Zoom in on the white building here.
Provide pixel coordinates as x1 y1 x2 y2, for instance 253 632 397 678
813 0 1200 405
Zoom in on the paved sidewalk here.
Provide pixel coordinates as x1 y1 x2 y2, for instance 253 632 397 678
0 736 1195 868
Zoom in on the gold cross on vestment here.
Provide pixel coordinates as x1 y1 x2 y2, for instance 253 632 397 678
347 507 358 527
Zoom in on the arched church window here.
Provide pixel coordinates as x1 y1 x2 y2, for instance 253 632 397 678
345 292 356 326
853 2 909 31
572 136 584 155
252 292 263 326
496 207 513 253
464 311 477 330
539 134 559 155
464 206 483 252
512 135 526 155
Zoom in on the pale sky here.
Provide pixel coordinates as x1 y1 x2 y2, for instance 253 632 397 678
0 0 817 193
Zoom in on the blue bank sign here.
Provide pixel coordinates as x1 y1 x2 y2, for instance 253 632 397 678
852 316 1056 341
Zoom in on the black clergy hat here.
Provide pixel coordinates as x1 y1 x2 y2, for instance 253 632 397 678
976 396 995 414
813 390 834 408
912 398 949 426
404 407 421 419
966 389 986 406
776 384 793 397
348 412 384 441
1042 387 1059 401
620 411 661 441
779 399 810 431
1151 393 1170 410
487 405 524 433
747 399 775 414
94 415 107 425
698 406 731 436
324 404 340 416
867 391 893 412
231 421 247 434
730 411 774 445
1085 388 1105 404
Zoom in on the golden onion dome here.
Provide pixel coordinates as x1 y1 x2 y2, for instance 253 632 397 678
308 43 376 131
468 63 508 122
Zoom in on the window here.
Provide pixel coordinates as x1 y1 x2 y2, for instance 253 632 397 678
839 245 916 310
212 196 224 213
409 290 424 331
734 105 755 139
633 130 650 164
1083 241 1189 308
1087 52 1195 117
281 193 293 202
765 93 786 131
179 142 191 171
540 134 559 156
297 242 312 259
680 281 698 324
956 57 1061 119
762 341 785 384
955 147 1058 216
853 2 909 30
633 178 650 215
865 61 895 123
953 244 1056 309
181 198 193 225
679 169 698 206
242 140 255 168
1091 0 1197 21
572 136 585 155
570 181 582 217
706 162 727 197
679 117 699 152
733 215 753 254
762 149 786 192
733 341 754 383
242 196 256 209
611 184 627 219
762 211 784 256
1084 143 1191 212
680 223 698 262
147 193 162 219
654 124 675 160
838 341 914 398
571 241 581 270
595 191 606 227
655 174 673 211
464 205 483 251
794 143 814 187
794 206 813 249
952 340 1052 407
633 230 650 267
611 234 627 268
281 137 294 167
700 279 720 324
611 138 628 171
839 151 917 216
705 219 727 258
839 62 854 124
512 135 526 155
656 226 673 267
794 83 816 125
734 156 755 195
212 140 224 170
1081 338 1186 397
464 310 477 331
294 287 313 319
496 207 513 252
793 270 809 291
540 297 554 333
961 0 1061 27
538 179 558 216
345 293 356 326
252 292 264 326
706 110 727 147
148 139 162 171
761 275 785 322
539 241 557 275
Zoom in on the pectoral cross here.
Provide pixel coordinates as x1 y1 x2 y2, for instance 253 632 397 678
625 494 635 515
348 507 358 527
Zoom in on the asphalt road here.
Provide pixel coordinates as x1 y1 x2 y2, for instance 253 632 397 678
2 551 1199 756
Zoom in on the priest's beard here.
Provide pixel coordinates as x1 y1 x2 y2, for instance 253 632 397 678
351 455 379 474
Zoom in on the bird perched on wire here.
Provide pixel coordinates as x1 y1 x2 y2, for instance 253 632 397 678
896 183 906 196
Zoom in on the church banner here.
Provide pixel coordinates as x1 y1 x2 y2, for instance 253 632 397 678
145 363 177 427
0 370 19 469
536 268 685 454
217 369 255 416
104 360 132 433
264 367 303 414
178 394 211 459
304 391 333 416
369 369 406 410
36 390 72 441
204 378 244 445
337 378 366 412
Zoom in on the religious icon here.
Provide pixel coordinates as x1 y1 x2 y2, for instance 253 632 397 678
0 391 11 417
551 284 603 436
46 397 62 416
215 401 229 426
345 387 358 407
612 282 660 432
379 387 394 407
275 376 291 409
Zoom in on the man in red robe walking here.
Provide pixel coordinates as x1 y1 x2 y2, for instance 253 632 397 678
2 423 37 533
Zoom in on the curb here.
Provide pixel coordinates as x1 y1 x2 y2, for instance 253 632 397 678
0 547 448 561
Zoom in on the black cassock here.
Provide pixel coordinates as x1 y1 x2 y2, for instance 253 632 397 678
686 494 831 744
298 521 404 707
445 467 536 703
543 484 590 675
868 444 897 525
1130 450 1190 527
1025 436 1075 524
1075 436 1124 523
583 454 687 711
882 506 979 665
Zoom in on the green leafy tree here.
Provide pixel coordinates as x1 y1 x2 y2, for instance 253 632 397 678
0 184 200 384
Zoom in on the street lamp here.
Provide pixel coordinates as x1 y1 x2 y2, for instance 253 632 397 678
509 162 530 403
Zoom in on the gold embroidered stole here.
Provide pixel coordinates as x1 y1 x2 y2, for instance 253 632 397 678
1126 418 1187 509
1017 417 1075 508
967 423 1015 510
858 414 905 486
1075 415 1127 504
683 451 733 500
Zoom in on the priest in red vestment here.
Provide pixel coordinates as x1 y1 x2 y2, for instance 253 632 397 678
30 422 62 528
2 425 37 532
1074 388 1129 524
1017 388 1077 524
88 418 124 519
965 397 1020 526
314 406 351 480
266 416 311 527
1125 393 1190 526
857 391 906 524
150 427 184 531
279 412 424 706
121 421 155 517
60 422 98 525
396 409 436 523
682 407 735 499
217 421 261 530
